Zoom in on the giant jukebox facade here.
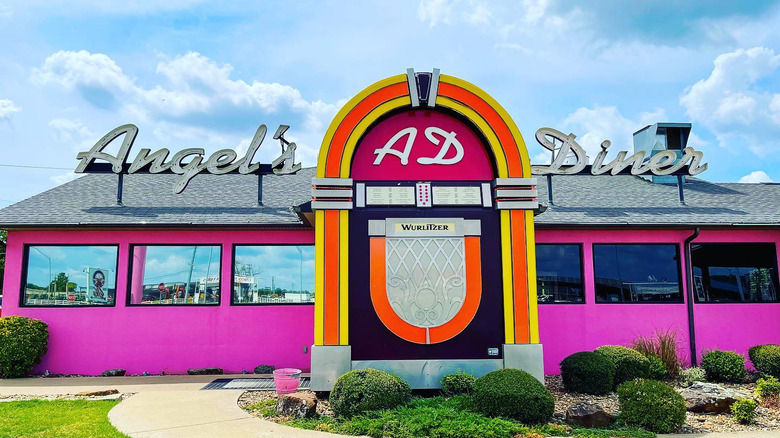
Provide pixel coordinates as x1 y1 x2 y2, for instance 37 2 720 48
310 70 542 389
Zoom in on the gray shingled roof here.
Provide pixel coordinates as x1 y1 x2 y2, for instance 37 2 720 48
0 168 315 227
0 167 779 227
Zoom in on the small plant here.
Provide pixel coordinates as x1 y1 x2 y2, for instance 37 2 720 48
329 368 411 417
559 351 615 395
632 329 682 379
0 316 49 378
595 345 650 387
472 368 554 424
440 371 476 396
617 378 686 433
679 367 706 387
730 398 758 425
748 344 780 378
700 350 746 383
756 376 780 407
646 355 668 380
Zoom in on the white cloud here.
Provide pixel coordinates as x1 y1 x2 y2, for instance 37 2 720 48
738 170 772 184
0 2 12 18
680 47 780 156
32 50 344 166
561 105 668 160
50 172 81 185
0 99 21 121
49 119 93 143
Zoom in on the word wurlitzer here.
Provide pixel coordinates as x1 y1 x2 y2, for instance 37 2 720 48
75 124 301 193
530 127 707 176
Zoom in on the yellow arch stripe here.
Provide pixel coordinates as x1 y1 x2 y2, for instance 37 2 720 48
338 97 411 177
500 210 515 343
314 210 325 345
339 209 349 344
439 75 532 176
435 97 509 178
525 209 539 343
316 74 407 178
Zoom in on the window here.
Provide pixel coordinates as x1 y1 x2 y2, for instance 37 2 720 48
128 245 221 305
594 244 682 303
22 245 119 306
536 244 584 303
691 243 779 303
232 245 314 305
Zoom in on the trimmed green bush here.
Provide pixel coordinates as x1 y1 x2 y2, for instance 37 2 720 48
731 398 758 425
559 351 615 395
701 350 746 383
647 355 668 380
756 376 780 406
679 367 706 387
440 371 476 397
618 379 686 433
0 316 49 378
472 368 554 424
748 344 780 378
595 345 651 386
329 369 411 417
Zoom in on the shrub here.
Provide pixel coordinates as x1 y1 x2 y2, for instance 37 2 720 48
647 355 668 380
329 369 411 417
559 351 615 395
472 368 554 424
632 329 683 379
0 316 49 378
595 345 650 386
440 371 476 397
730 398 758 425
748 344 780 378
756 376 780 407
679 367 706 387
617 379 686 433
700 350 746 383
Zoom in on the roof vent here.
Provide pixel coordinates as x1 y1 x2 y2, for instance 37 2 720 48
633 122 692 183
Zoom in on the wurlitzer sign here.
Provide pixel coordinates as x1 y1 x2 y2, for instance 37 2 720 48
75 123 301 194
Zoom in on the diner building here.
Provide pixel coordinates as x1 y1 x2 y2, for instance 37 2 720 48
0 70 778 388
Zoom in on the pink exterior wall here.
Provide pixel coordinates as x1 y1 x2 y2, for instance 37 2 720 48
1 229 315 375
537 228 780 374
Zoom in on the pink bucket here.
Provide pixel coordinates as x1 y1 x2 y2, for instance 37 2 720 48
273 368 302 395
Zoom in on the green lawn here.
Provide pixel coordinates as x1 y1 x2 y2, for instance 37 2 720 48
0 399 127 438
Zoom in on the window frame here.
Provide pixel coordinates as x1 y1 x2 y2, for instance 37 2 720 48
126 243 223 307
691 242 780 304
593 242 684 304
230 243 315 306
20 243 121 308
535 243 586 305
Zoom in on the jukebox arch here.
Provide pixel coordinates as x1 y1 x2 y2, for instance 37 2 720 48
311 70 541 388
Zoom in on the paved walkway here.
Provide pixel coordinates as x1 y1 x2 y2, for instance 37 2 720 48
0 375 777 438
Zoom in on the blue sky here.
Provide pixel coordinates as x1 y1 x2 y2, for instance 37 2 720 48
1 0 780 208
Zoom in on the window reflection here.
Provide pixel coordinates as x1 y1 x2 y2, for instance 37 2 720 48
692 243 779 303
594 244 682 303
232 245 314 304
23 245 118 306
129 245 221 305
536 244 584 303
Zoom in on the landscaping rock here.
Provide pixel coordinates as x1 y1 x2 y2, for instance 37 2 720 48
187 367 223 375
76 389 119 397
565 402 615 428
276 392 317 418
101 369 126 377
679 382 742 413
254 364 275 374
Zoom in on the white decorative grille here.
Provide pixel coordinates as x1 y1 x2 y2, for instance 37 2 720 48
385 238 466 329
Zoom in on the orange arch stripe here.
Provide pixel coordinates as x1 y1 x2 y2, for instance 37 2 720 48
325 82 409 177
510 210 530 343
438 82 524 177
324 210 340 344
